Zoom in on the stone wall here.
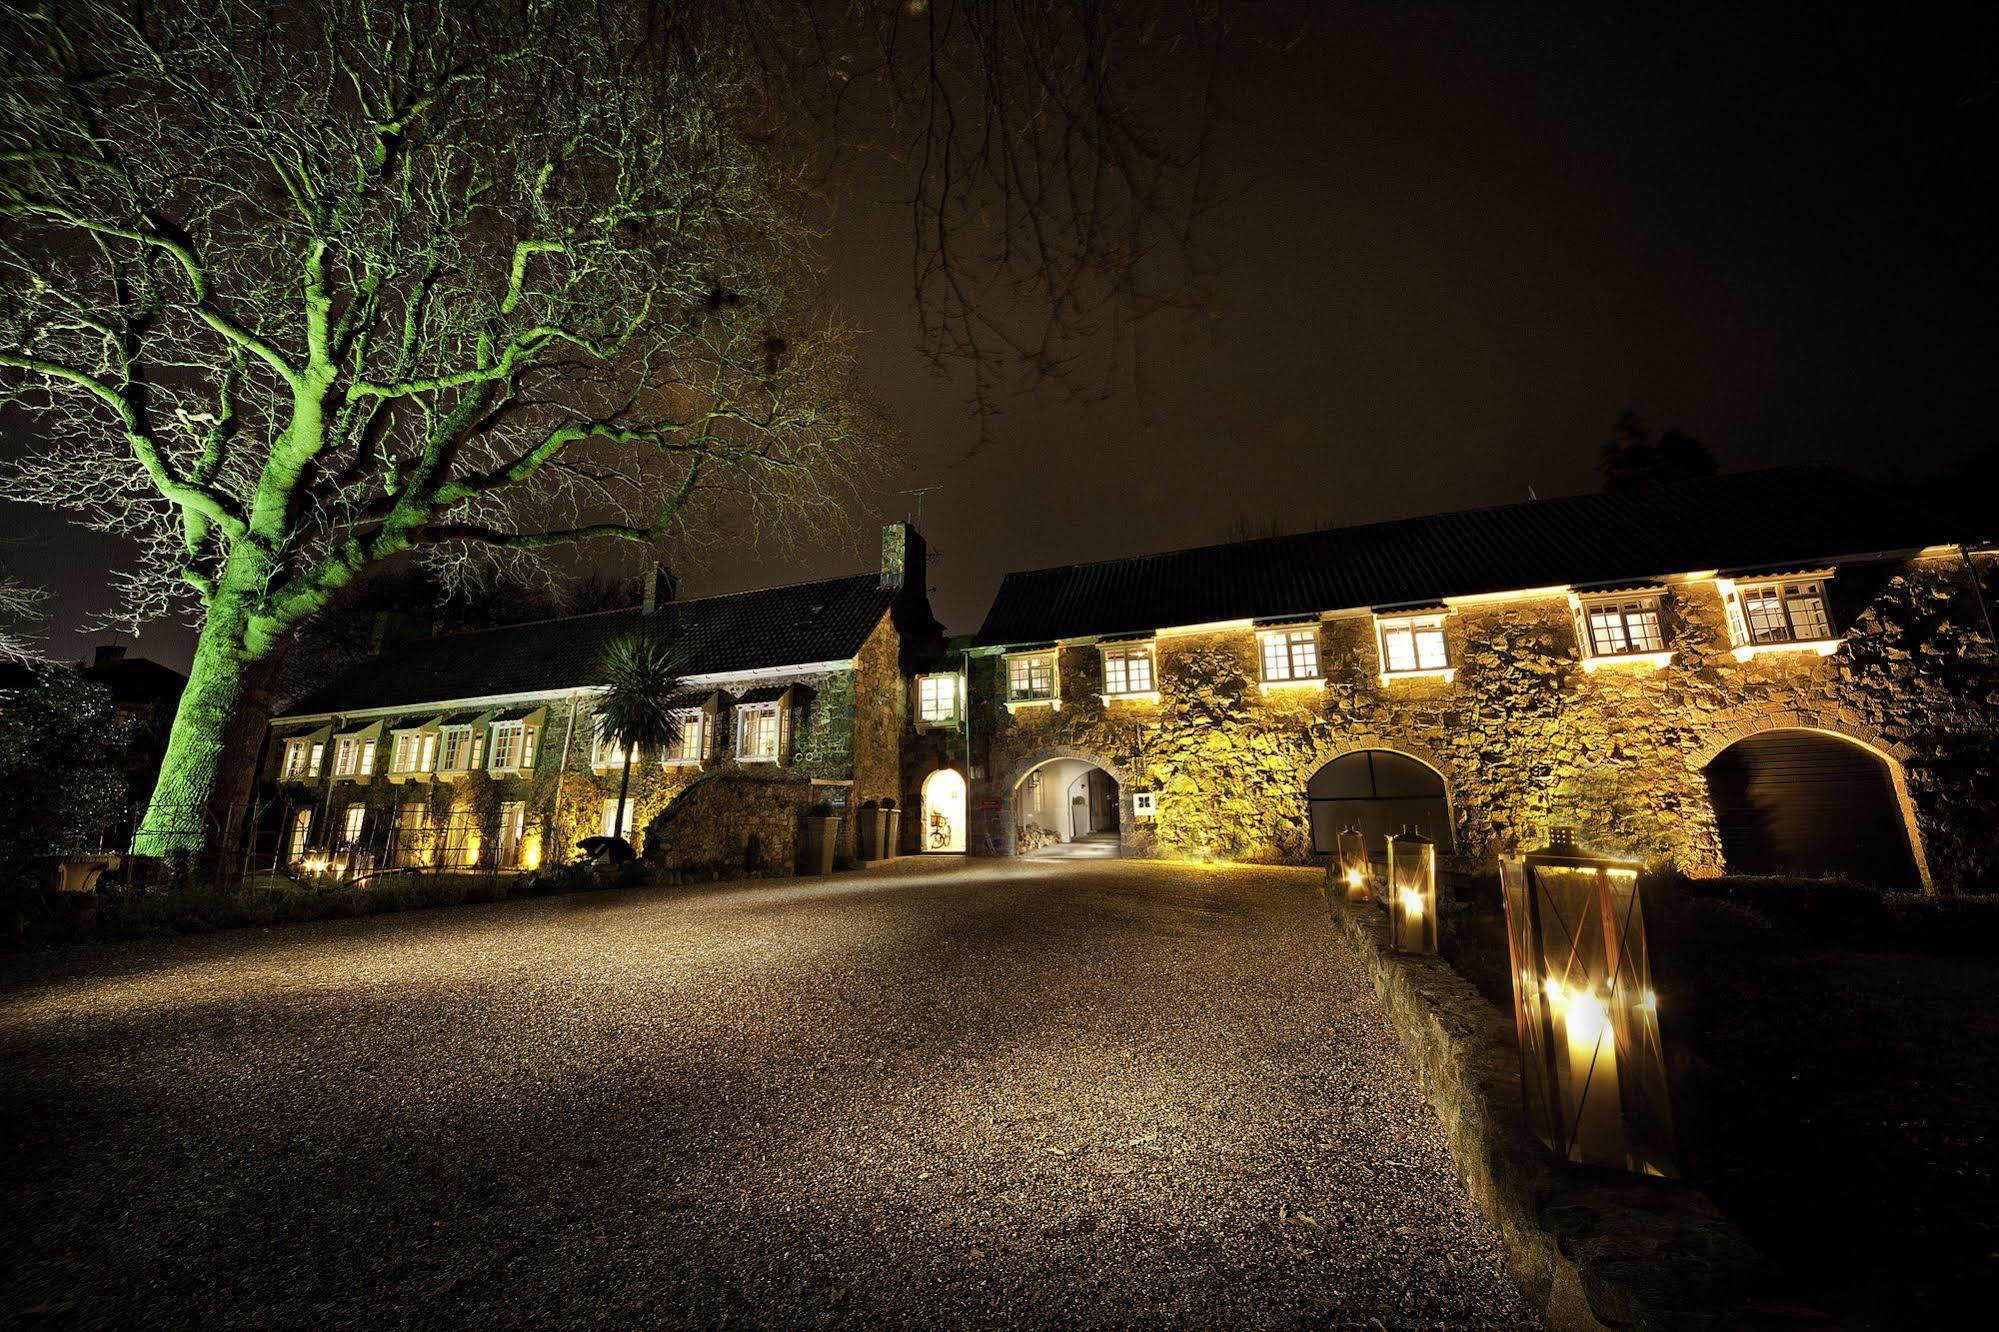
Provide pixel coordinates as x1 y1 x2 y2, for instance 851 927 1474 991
641 766 818 873
972 554 1999 892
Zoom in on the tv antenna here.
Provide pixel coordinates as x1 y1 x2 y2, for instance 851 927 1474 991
898 484 943 526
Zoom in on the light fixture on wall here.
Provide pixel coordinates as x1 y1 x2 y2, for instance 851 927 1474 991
1500 828 1676 1176
1386 827 1437 954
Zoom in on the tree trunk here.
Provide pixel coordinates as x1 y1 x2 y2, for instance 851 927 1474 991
614 752 634 844
134 594 259 861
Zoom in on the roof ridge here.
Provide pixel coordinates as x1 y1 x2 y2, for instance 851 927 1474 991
991 466 1848 584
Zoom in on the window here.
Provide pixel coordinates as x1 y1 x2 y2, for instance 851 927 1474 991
1377 614 1452 679
418 732 437 771
390 731 424 774
358 739 376 776
737 705 781 761
308 742 324 777
1006 651 1057 702
341 804 366 846
1259 627 1322 683
282 738 313 779
487 721 527 772
917 674 959 724
438 726 473 772
332 736 360 777
1100 644 1156 697
591 717 630 769
1720 576 1838 660
496 801 526 866
1574 594 1669 667
664 711 705 764
601 797 634 839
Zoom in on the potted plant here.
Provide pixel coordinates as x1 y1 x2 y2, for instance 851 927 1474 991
801 800 841 875
881 797 901 858
856 798 885 861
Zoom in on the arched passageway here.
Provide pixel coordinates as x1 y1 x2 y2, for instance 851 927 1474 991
1307 749 1453 865
1704 729 1921 889
921 768 968 853
1013 757 1121 857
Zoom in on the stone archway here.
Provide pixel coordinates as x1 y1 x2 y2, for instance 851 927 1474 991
1692 712 1932 893
1295 735 1463 855
994 745 1138 857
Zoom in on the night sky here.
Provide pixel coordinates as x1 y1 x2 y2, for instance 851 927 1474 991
6 2 1993 669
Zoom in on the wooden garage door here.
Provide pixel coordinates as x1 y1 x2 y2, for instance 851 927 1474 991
1704 731 1920 889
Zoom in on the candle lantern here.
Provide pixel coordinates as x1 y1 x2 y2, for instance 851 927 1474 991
1336 824 1372 903
1500 828 1676 1176
1385 827 1438 954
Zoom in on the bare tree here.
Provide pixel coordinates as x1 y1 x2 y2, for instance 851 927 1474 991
1 0 877 852
0 576 49 662
0 0 1225 858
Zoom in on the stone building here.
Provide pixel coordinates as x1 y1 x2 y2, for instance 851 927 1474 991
955 468 1998 893
259 525 940 874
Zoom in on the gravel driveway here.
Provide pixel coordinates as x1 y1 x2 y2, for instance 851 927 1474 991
3 858 1536 1329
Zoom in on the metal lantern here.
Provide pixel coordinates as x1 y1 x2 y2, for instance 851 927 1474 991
1500 828 1676 1176
1336 824 1372 903
1385 827 1438 954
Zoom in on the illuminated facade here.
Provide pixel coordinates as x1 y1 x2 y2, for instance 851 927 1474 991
965 469 1998 892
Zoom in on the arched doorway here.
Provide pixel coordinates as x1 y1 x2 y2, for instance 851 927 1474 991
921 768 968 853
1013 756 1121 856
1704 729 1921 889
1307 749 1453 867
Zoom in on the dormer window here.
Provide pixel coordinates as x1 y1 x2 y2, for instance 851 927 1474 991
331 734 376 777
1099 642 1157 701
487 720 532 773
663 710 706 765
1573 592 1672 671
917 673 960 725
1719 575 1839 661
389 730 428 774
591 717 630 769
1005 650 1059 710
1258 626 1322 689
281 737 321 780
736 703 781 761
1376 613 1454 682
439 725 475 773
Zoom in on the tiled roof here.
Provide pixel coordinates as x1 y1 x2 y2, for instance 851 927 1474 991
977 467 1936 647
282 573 895 718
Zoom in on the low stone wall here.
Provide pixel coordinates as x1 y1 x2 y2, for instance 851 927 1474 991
1322 880 1781 1330
642 767 818 875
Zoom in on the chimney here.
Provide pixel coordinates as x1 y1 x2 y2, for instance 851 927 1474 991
880 522 926 592
642 563 679 614
93 643 127 668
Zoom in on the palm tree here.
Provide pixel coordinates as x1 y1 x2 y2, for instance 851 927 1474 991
596 636 688 850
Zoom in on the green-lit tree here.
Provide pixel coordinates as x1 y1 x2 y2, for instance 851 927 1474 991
594 636 686 850
0 0 1218 859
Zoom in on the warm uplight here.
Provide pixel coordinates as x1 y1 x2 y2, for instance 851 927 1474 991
1730 639 1840 663
1581 651 1674 673
1397 886 1426 919
1345 868 1365 889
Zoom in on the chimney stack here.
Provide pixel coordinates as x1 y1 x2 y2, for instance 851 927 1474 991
642 563 679 614
880 522 926 592
92 643 127 668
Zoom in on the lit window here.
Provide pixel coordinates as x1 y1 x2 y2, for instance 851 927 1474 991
308 742 324 777
341 804 366 845
390 732 424 774
1720 576 1837 656
488 721 526 772
664 711 705 764
917 674 959 724
438 726 473 772
1579 596 1667 659
591 717 630 769
1007 652 1057 702
1101 643 1155 696
601 797 634 838
282 738 312 779
1259 627 1321 682
737 705 781 761
358 738 376 776
418 732 437 771
1377 614 1452 678
332 736 360 776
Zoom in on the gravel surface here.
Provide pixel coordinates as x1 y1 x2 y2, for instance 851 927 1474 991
3 858 1538 1329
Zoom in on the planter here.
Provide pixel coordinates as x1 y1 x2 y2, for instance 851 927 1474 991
856 807 888 861
884 807 903 858
801 814 841 876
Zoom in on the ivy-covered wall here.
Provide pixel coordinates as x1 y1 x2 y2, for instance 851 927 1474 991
970 554 1999 893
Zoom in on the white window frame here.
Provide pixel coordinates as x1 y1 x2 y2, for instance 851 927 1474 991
1004 650 1060 711
591 716 634 770
662 710 706 765
601 796 635 839
331 735 361 777
389 730 426 775
438 725 474 773
1572 592 1673 672
917 673 959 725
341 803 366 846
307 741 324 778
1718 574 1840 662
1099 642 1158 702
487 720 527 773
1376 613 1455 683
736 703 781 762
282 738 313 779
1258 626 1323 690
